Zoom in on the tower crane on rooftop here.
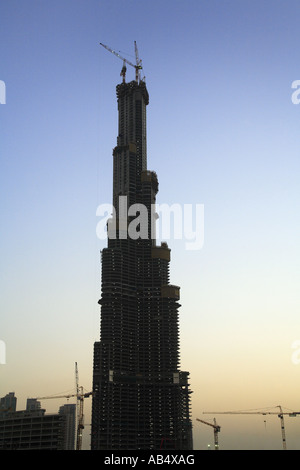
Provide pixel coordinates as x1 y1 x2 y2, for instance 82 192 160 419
203 405 300 450
196 418 220 450
100 41 144 84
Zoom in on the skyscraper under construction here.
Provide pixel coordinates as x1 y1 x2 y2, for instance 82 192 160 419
91 45 193 450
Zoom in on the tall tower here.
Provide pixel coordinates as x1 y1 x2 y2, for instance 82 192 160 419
91 57 192 450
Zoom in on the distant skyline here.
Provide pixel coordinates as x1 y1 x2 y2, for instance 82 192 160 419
1 0 300 450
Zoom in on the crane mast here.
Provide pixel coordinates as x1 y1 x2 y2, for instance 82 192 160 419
75 362 92 451
277 406 287 450
134 40 142 83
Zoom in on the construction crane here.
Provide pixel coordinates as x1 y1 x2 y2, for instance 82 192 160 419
34 363 92 450
74 362 92 451
35 389 92 450
196 418 221 450
100 41 144 83
203 405 300 450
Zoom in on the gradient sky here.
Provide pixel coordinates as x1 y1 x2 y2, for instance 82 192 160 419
1 0 300 450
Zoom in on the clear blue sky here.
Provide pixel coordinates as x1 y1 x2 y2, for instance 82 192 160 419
1 0 300 450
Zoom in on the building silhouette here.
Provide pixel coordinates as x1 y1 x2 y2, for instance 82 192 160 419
26 398 41 412
59 404 76 450
91 72 193 450
0 392 17 413
0 395 75 450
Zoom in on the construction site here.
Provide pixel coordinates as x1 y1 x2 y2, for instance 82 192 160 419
2 379 300 451
2 25 300 451
0 363 92 450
